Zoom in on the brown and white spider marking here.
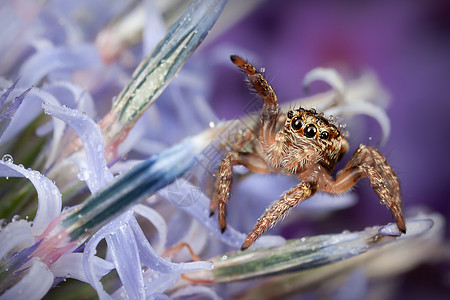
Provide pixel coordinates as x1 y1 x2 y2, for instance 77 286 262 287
210 55 406 250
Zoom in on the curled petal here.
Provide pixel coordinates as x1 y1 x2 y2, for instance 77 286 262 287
42 81 96 118
325 102 391 145
0 161 62 235
0 220 34 259
0 258 54 300
133 204 168 253
303 67 346 107
50 252 114 283
43 102 113 193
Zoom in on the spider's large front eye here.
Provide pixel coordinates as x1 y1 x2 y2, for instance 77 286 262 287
291 117 302 131
305 124 317 138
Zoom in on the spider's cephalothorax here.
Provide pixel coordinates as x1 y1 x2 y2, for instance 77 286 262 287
277 107 348 175
210 55 406 250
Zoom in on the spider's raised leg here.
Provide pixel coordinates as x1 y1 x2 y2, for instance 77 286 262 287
211 151 270 232
230 55 278 152
321 145 406 233
241 181 316 250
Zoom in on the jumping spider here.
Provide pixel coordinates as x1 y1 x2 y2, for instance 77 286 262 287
210 55 406 250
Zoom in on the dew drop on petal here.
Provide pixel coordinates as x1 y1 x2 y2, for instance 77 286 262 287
77 168 90 181
2 154 13 164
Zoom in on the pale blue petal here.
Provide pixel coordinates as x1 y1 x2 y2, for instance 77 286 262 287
43 102 113 193
142 0 166 56
0 258 53 300
0 84 32 142
158 179 278 249
145 273 180 297
0 220 34 259
105 216 145 300
113 272 180 299
83 212 136 300
171 285 221 300
18 44 100 88
0 161 62 235
42 81 97 118
129 217 212 273
133 204 167 253
0 88 59 145
0 79 18 107
50 252 114 283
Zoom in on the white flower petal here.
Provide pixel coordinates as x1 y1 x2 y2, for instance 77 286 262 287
51 252 114 283
83 212 136 300
43 102 113 193
0 258 54 300
105 217 145 300
0 161 62 235
133 204 168 253
325 102 391 145
303 67 346 107
0 220 34 259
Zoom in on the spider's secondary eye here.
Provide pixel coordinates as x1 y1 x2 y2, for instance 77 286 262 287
287 110 294 119
305 124 317 138
320 131 329 139
291 117 302 131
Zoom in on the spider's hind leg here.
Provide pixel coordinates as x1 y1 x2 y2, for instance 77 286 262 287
324 145 406 233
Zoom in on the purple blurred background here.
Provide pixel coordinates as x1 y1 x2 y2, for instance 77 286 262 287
202 0 450 297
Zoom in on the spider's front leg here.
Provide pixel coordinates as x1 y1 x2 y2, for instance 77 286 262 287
324 145 406 233
241 182 316 250
230 55 278 152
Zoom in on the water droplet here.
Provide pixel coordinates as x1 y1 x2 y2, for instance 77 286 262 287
379 199 386 205
2 154 13 164
77 169 90 181
260 67 265 73
368 136 373 141
209 121 215 128
11 215 20 222
221 255 228 261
